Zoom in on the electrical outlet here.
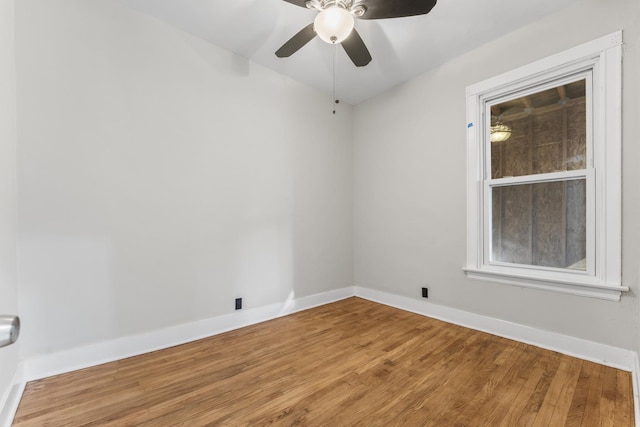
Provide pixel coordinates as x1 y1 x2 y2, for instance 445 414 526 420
235 298 242 310
421 287 428 298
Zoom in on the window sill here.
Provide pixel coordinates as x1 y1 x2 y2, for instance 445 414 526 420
462 267 628 301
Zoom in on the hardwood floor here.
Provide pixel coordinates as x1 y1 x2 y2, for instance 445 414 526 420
13 297 634 426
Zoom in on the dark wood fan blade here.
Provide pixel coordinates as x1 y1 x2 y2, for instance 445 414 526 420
280 0 308 8
275 24 317 57
341 28 372 67
358 0 437 20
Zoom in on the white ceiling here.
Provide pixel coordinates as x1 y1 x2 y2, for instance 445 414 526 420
117 0 578 105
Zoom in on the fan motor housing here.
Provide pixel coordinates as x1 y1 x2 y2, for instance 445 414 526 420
306 0 366 16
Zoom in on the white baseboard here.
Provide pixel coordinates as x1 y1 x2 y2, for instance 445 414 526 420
23 286 355 382
354 286 636 372
0 363 25 427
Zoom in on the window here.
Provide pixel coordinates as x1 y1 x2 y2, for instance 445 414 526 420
464 32 626 301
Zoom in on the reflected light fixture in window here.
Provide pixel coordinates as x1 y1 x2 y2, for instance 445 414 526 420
314 6 354 44
490 123 512 142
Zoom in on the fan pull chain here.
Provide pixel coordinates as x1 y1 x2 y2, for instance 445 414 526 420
332 44 339 114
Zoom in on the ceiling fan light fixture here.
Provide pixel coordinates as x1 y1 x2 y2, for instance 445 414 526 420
305 0 322 11
351 4 367 17
490 123 512 143
314 6 354 44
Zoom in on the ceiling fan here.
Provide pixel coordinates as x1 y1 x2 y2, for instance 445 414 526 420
275 0 438 67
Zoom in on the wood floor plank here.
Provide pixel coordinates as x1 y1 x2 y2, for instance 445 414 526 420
531 356 583 426
582 362 607 427
403 338 519 424
496 352 549 427
600 364 619 427
12 297 634 426
614 369 634 426
465 344 538 425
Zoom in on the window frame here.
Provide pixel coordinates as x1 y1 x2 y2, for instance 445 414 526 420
464 31 626 301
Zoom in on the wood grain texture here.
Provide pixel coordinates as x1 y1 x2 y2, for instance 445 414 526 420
13 298 634 426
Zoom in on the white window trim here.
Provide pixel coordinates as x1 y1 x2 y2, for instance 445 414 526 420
463 31 627 301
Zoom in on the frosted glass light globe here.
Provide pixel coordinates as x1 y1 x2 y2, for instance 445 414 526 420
314 6 354 44
490 123 512 143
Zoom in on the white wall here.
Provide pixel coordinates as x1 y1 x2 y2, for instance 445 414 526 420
0 0 19 411
353 0 640 350
15 0 353 359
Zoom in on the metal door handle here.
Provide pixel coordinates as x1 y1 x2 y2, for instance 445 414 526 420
0 315 20 348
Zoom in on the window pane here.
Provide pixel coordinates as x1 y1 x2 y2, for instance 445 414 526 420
491 179 586 270
490 80 586 179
